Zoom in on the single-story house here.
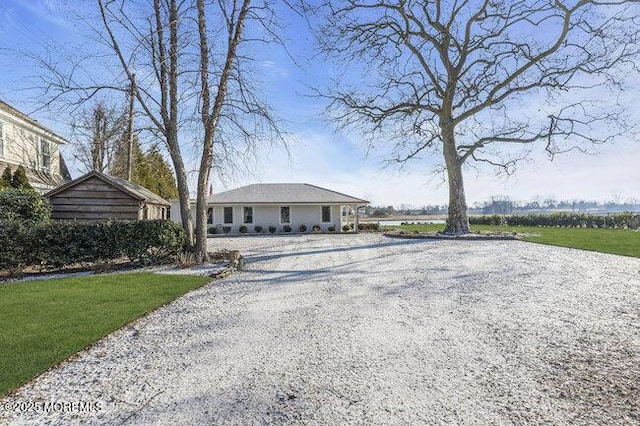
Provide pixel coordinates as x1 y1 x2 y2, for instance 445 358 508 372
45 170 169 221
170 183 369 233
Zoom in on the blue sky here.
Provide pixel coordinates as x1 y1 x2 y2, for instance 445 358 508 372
0 0 639 207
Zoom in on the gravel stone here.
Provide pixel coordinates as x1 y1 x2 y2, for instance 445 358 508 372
1 234 638 425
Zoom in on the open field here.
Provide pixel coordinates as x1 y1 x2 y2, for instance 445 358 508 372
384 223 640 258
0 273 211 397
2 234 638 425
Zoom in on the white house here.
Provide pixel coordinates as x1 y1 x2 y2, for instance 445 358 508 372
0 100 69 193
170 183 369 233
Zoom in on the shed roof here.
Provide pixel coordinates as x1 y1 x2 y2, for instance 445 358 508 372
0 100 68 143
46 170 169 206
207 183 369 205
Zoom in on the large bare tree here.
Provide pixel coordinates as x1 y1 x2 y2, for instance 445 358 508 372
316 0 640 234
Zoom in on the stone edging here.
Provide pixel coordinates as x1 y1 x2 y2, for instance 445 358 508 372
210 250 245 279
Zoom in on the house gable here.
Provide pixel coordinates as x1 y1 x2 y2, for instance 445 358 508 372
46 171 169 221
0 100 68 193
48 175 141 221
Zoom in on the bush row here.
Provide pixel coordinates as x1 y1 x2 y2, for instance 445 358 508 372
357 223 380 231
209 224 338 234
0 220 186 274
470 212 640 229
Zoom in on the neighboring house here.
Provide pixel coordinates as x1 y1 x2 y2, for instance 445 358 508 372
0 100 70 192
170 183 369 233
46 171 169 221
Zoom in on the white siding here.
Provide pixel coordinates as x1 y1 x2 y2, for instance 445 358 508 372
0 108 64 192
207 204 342 232
169 202 353 233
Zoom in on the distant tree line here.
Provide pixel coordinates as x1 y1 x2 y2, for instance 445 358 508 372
364 196 640 217
471 196 640 215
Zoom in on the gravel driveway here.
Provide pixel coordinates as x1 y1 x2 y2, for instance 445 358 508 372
1 234 639 425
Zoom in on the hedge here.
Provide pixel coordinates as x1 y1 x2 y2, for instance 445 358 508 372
0 220 186 274
358 223 380 231
470 212 640 229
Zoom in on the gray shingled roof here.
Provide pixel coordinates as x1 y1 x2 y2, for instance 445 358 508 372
107 173 170 205
207 183 368 205
46 170 169 206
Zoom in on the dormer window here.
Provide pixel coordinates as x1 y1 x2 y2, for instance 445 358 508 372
40 138 51 172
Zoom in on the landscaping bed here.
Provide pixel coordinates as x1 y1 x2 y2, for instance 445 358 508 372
384 230 522 240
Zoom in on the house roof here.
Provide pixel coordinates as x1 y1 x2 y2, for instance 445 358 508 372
0 100 68 143
45 170 169 206
207 183 369 205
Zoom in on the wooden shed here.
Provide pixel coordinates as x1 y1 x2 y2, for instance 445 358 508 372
45 171 170 221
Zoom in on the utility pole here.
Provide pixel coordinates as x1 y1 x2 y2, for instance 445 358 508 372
126 74 136 181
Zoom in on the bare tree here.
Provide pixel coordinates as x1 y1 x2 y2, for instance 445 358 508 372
316 0 640 234
96 0 282 260
97 0 195 245
194 0 251 261
70 101 126 173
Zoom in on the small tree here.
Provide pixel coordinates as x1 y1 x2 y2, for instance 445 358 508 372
11 166 32 190
136 145 179 200
0 166 11 189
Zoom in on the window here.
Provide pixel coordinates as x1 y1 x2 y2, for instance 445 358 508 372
207 208 214 224
40 138 51 171
280 206 290 224
0 121 4 157
223 207 233 224
243 207 253 224
321 206 331 223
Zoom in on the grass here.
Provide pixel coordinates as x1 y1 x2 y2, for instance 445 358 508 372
0 272 211 397
385 223 640 258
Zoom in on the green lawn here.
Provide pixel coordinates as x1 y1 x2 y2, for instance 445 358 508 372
0 273 211 397
385 223 640 258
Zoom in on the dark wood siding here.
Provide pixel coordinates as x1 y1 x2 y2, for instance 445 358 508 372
49 176 141 221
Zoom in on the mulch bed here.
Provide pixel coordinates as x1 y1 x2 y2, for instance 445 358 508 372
1 250 244 283
383 231 523 241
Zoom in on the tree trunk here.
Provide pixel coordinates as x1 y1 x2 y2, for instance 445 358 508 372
442 127 471 234
194 130 213 263
192 0 251 263
167 131 194 246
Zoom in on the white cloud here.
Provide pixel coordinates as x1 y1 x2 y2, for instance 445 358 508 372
261 60 290 78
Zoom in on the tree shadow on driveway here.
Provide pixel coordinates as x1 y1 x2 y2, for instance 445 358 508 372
246 238 432 264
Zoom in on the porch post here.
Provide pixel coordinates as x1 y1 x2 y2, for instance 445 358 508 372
354 204 360 233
